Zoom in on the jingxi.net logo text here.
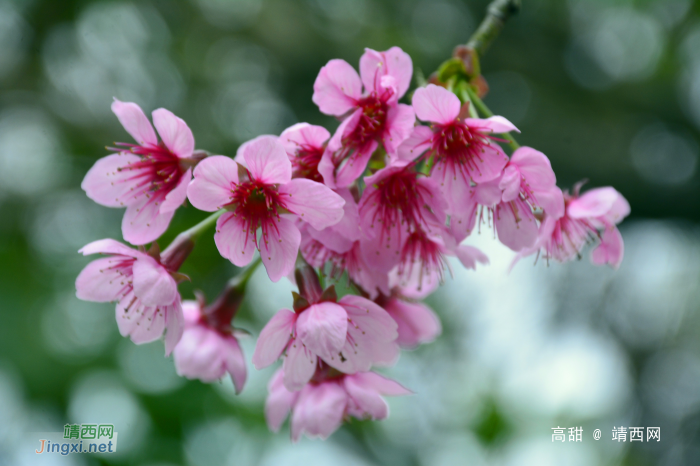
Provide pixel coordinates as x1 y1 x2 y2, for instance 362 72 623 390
34 424 118 456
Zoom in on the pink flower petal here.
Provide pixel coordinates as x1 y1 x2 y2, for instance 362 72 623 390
79 238 142 257
384 298 441 348
152 108 195 158
348 371 412 396
509 147 556 193
467 115 519 134
111 99 157 146
283 338 317 391
537 186 566 219
81 153 143 207
591 227 624 269
499 165 521 203
132 256 178 305
318 109 363 188
214 212 257 267
448 202 479 243
312 59 362 116
122 197 175 245
278 179 345 230
431 163 473 216
412 84 460 125
241 135 292 185
163 300 184 355
127 305 167 345
455 244 489 270
470 144 509 183
383 103 416 155
160 167 191 214
296 302 348 361
187 156 239 211
335 140 378 189
224 337 247 394
395 125 433 165
280 123 330 158
260 217 301 283
568 187 619 219
329 295 398 373
265 369 298 432
75 256 131 302
494 199 539 252
291 382 346 442
359 224 406 273
359 47 413 98
252 308 296 369
343 374 388 419
602 190 630 225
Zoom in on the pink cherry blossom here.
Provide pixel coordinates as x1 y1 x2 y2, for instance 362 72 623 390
186 135 345 282
358 164 448 273
523 184 630 268
301 237 390 299
280 123 329 182
301 188 361 255
252 294 398 392
75 239 184 355
399 84 518 218
173 300 247 393
82 99 199 245
313 47 416 187
265 365 410 441
391 211 489 287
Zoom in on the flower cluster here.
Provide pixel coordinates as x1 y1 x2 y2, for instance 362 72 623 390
75 46 629 442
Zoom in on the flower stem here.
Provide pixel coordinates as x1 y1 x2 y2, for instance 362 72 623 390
466 0 521 57
160 209 225 271
180 209 226 241
465 86 521 151
228 257 262 291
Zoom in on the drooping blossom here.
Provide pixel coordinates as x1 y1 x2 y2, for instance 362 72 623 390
82 100 200 245
280 123 329 183
75 239 184 354
301 237 390 299
313 47 416 187
397 84 518 218
522 184 630 268
173 289 247 394
252 288 398 392
265 364 410 442
390 211 490 290
358 164 447 273
186 135 345 282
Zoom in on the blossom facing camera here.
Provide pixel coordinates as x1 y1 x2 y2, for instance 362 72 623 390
398 84 518 218
82 100 201 245
75 239 184 355
265 365 411 442
173 299 247 394
186 135 345 282
313 47 416 188
252 287 399 392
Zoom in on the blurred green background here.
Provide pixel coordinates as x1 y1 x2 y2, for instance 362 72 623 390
1 0 700 465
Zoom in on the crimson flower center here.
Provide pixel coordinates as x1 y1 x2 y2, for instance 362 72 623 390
344 93 388 149
228 180 286 249
114 142 184 204
365 169 432 241
292 145 325 182
429 122 490 182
